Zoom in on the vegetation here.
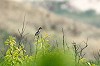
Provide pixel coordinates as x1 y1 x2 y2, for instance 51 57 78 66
0 1 100 66
0 27 98 66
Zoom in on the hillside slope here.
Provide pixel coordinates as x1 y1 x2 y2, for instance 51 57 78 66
0 0 100 60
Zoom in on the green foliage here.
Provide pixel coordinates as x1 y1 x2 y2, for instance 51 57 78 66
0 34 98 66
3 36 31 66
37 51 66 66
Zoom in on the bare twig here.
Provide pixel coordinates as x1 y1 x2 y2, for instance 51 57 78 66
72 41 78 63
29 42 32 56
93 49 100 62
62 28 65 53
17 15 28 47
72 39 88 64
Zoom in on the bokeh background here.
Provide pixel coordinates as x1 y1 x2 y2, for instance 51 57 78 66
0 0 100 60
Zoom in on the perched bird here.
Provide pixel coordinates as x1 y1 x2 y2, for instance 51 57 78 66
35 27 42 36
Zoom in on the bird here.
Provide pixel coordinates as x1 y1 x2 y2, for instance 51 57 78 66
35 27 42 36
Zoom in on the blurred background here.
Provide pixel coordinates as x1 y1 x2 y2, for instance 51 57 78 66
0 0 100 60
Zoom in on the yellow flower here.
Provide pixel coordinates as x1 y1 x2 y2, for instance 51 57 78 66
5 36 16 46
91 64 96 66
87 62 96 66
79 58 87 63
43 32 50 39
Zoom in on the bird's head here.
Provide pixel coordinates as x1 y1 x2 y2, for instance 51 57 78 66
39 27 42 30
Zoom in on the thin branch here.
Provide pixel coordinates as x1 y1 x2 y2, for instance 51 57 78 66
62 28 65 53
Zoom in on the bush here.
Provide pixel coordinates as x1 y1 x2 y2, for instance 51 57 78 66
0 34 97 66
